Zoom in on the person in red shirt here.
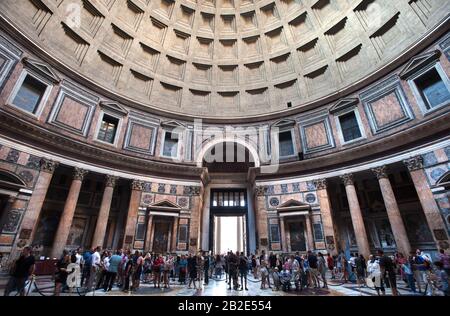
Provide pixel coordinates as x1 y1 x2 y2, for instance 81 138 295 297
152 254 164 288
327 253 335 279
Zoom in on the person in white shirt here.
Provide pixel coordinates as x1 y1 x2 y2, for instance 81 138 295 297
367 255 385 296
92 247 101 271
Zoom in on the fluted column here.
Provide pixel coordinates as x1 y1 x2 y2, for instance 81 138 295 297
91 175 118 249
372 166 411 255
314 179 338 255
122 180 144 249
404 156 449 248
280 217 287 252
340 174 371 259
19 159 58 245
171 217 179 252
51 167 88 258
145 215 154 253
305 214 315 251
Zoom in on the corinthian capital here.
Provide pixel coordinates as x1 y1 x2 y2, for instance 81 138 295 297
404 156 424 171
105 175 118 188
40 158 59 173
131 180 144 191
73 168 88 181
313 179 328 190
372 165 388 180
340 174 354 186
254 185 268 196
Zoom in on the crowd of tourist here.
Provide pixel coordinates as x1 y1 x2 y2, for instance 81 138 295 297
2 245 449 296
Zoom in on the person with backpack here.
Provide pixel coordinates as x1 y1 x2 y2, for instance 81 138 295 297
412 249 432 295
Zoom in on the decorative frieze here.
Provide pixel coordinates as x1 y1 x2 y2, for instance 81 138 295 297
183 186 201 196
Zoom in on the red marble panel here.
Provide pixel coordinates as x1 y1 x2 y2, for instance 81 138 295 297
370 93 405 127
304 122 328 148
0 234 14 245
55 96 89 131
271 243 281 251
134 241 144 249
129 123 153 150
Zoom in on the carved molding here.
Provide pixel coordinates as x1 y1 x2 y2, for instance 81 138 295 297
313 179 327 190
372 165 388 180
40 158 59 173
404 156 424 171
73 167 88 181
105 175 118 188
340 174 354 186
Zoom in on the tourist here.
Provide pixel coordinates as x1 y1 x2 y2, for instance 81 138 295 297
152 254 164 289
123 252 133 293
91 246 102 288
412 249 432 295
179 254 187 284
228 251 240 290
437 249 450 276
239 252 249 291
80 247 93 288
203 251 210 285
327 253 335 279
214 254 224 278
260 260 270 289
187 253 198 289
104 250 121 292
3 246 35 296
251 254 257 279
196 251 205 286
96 250 110 290
289 255 301 291
307 250 320 288
132 251 144 291
367 254 385 296
355 254 367 287
318 252 328 289
143 253 152 283
401 257 416 293
280 264 292 292
434 261 449 296
272 267 281 291
378 250 398 296
54 250 70 296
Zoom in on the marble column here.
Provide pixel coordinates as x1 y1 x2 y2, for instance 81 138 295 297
280 217 287 252
404 156 449 247
122 180 144 249
171 217 179 252
187 186 202 253
51 167 88 258
372 166 411 255
340 174 371 259
305 214 315 251
215 217 221 254
19 159 58 244
145 215 154 252
255 186 269 252
314 179 338 255
237 216 243 253
91 175 118 249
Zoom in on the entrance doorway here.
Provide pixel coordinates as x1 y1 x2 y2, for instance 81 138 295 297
213 215 246 255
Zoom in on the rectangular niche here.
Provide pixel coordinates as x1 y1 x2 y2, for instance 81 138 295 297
265 27 288 54
298 114 335 154
244 61 266 83
270 53 294 78
198 12 215 33
104 24 134 57
124 114 159 155
304 65 331 96
242 36 262 58
144 17 168 44
128 69 153 99
275 79 300 103
154 0 175 19
240 11 257 31
260 3 281 27
218 65 238 85
177 5 195 28
163 55 186 80
152 81 182 107
360 75 414 134
245 87 269 110
61 23 90 65
217 91 239 109
136 42 160 71
170 30 191 54
196 37 214 59
335 44 364 80
117 0 144 31
80 0 104 37
369 12 402 59
218 40 238 59
289 11 313 42
324 17 353 53
220 15 237 34
191 63 212 84
311 0 349 27
97 50 123 85
297 38 324 69
189 89 211 108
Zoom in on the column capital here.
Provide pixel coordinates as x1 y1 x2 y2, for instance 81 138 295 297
340 174 354 186
404 156 424 171
73 168 88 181
40 158 58 173
372 165 389 180
313 179 328 190
131 180 144 191
105 175 118 188
254 185 268 196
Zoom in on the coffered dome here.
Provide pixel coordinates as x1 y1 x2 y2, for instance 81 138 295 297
0 0 449 120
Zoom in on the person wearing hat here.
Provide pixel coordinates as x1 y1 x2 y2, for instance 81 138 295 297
4 246 35 296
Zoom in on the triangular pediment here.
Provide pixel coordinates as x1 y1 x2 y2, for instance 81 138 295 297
277 199 311 210
100 101 128 116
161 120 186 129
329 98 359 114
22 57 60 83
272 119 296 128
399 50 441 79
149 199 181 210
